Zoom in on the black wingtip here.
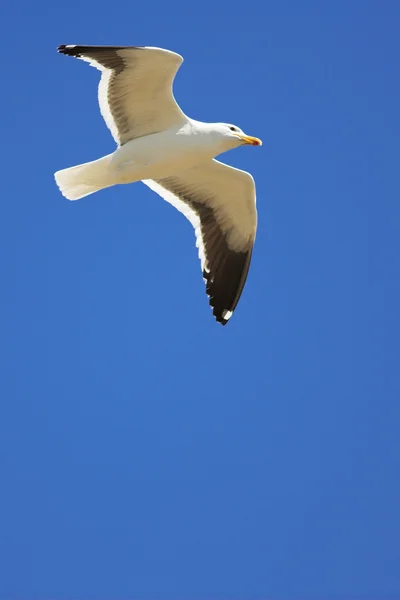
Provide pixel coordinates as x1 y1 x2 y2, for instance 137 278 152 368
214 311 230 326
217 317 229 326
202 270 234 326
57 45 81 57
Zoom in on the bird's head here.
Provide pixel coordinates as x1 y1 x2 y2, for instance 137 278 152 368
216 123 262 149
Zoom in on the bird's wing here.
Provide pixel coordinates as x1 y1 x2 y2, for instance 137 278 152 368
58 45 187 146
143 159 257 325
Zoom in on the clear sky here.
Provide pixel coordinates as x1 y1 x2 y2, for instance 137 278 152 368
1 0 400 598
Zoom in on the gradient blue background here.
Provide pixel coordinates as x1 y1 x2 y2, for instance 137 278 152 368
1 1 399 598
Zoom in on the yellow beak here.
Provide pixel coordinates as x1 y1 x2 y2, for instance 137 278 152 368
238 134 262 146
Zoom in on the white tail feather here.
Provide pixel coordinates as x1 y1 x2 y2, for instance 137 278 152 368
54 154 114 200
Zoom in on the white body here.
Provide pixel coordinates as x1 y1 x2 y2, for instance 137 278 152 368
111 121 236 181
55 120 237 199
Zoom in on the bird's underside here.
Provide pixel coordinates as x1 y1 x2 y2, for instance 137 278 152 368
55 45 259 325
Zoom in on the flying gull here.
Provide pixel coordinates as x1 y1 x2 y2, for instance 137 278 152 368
55 45 262 325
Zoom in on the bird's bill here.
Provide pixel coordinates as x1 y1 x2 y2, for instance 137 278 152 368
238 134 262 146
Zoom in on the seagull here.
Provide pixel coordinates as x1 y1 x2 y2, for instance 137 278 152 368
55 45 262 325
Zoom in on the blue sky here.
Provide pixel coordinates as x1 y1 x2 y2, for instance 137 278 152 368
1 0 400 598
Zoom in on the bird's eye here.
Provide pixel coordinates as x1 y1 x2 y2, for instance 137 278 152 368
229 126 236 132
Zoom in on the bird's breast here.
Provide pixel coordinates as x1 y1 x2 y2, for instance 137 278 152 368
110 129 218 182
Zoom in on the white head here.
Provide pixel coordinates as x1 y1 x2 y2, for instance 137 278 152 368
211 122 262 151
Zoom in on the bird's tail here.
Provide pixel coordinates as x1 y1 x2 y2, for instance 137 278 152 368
54 154 115 200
